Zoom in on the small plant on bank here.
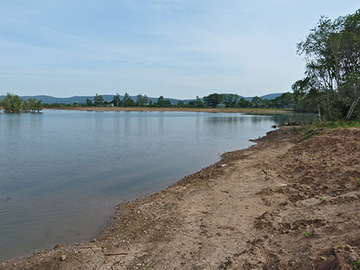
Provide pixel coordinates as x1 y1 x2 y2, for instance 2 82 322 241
292 221 312 238
292 222 300 230
355 178 360 187
347 258 360 269
302 229 312 238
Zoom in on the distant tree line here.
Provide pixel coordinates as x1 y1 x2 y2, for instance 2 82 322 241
72 92 294 109
0 93 43 113
36 92 295 109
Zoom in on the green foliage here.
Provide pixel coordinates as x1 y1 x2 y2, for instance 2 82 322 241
188 96 204 108
155 95 172 107
122 92 135 107
237 97 252 108
136 94 148 106
355 178 360 187
203 93 224 107
301 229 312 238
2 93 23 113
223 94 240 107
347 258 360 269
112 94 121 107
1 93 43 113
94 93 104 107
313 120 360 128
28 97 43 113
295 9 360 121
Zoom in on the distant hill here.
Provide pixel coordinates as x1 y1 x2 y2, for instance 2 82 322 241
259 93 284 100
0 93 285 105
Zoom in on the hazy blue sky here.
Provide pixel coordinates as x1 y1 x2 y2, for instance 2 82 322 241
0 1 359 99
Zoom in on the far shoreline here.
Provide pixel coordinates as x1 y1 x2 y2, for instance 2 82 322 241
45 106 291 114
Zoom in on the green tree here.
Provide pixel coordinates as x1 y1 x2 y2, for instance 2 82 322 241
223 94 240 108
122 92 135 107
251 96 263 108
34 99 43 113
86 98 93 107
177 100 185 107
2 93 23 113
136 94 148 106
94 93 104 107
237 97 252 108
156 96 172 107
203 93 224 108
296 9 360 120
112 93 122 107
188 96 204 108
22 100 30 112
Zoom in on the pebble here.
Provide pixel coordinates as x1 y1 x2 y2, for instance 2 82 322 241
60 255 67 261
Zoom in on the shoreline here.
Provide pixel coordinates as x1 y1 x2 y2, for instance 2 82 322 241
2 126 360 269
45 106 290 114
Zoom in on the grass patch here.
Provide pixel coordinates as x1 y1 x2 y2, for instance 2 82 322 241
355 178 360 187
347 258 360 269
313 120 360 129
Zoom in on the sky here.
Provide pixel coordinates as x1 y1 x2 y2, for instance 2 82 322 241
0 1 359 99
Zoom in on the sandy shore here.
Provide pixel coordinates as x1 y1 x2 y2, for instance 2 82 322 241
1 126 360 269
46 106 289 114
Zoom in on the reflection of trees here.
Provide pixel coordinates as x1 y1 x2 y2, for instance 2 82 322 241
274 113 317 124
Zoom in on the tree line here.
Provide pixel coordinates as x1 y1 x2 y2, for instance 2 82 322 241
72 92 294 109
0 93 43 113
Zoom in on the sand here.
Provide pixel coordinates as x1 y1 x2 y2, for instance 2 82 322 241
1 126 360 269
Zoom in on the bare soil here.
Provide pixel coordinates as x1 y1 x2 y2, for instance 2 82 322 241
1 126 360 270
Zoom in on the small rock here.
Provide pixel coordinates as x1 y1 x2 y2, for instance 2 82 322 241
60 255 67 261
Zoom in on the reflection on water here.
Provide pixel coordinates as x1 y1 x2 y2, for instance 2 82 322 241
274 113 318 124
0 110 277 260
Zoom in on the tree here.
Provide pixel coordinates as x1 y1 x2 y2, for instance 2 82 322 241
136 94 148 106
34 99 43 113
86 98 93 107
203 93 224 108
273 93 294 108
237 97 252 108
22 100 30 112
188 96 204 108
112 93 122 107
2 93 23 113
122 92 135 107
94 94 104 107
251 96 263 108
177 100 185 107
296 9 360 120
156 96 172 107
223 94 240 108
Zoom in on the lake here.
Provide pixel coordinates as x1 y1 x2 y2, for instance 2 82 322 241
0 110 278 260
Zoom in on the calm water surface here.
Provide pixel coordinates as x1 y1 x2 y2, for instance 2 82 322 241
0 110 277 260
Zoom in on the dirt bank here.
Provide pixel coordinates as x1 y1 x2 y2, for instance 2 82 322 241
1 126 360 269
